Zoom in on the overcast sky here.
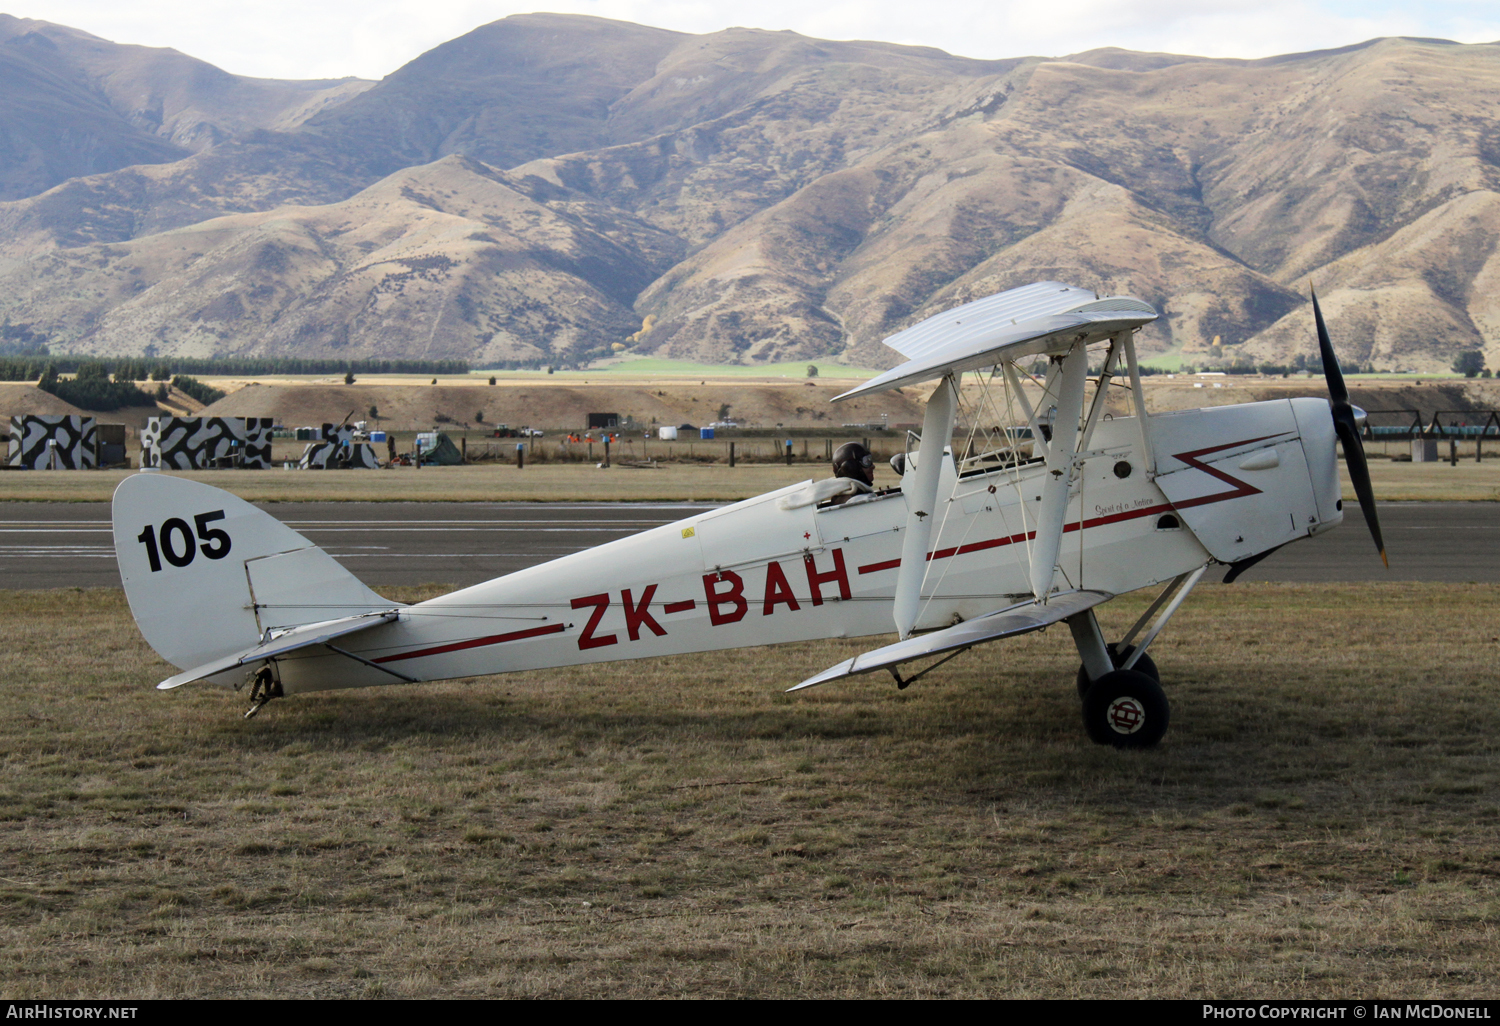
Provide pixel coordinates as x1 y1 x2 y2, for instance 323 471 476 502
11 0 1500 81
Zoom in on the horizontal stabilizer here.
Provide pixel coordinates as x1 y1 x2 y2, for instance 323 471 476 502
156 610 400 690
789 589 1113 691
835 283 1156 400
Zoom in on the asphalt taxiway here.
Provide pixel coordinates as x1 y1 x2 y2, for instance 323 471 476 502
0 501 1493 591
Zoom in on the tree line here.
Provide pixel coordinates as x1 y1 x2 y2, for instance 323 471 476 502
0 355 471 382
6 357 228 412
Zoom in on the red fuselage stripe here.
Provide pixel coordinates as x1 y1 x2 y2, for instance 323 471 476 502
373 621 566 663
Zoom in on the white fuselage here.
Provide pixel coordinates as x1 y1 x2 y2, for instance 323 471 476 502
266 398 1342 695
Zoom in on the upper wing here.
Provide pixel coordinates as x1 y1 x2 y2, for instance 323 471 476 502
789 589 1113 691
834 284 1156 401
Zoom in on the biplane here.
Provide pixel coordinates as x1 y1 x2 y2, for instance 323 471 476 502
111 281 1384 747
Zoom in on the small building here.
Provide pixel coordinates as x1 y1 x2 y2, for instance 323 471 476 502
587 413 620 429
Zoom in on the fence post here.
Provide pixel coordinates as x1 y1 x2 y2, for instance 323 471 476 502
784 439 793 466
729 441 735 468
604 438 611 467
517 442 524 469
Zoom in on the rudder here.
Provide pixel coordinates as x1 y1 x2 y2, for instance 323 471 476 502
112 473 394 674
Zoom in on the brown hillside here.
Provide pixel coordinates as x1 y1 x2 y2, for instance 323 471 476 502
0 14 372 200
3 156 682 362
0 17 1498 374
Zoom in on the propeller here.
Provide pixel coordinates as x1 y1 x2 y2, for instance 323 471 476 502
1311 284 1388 567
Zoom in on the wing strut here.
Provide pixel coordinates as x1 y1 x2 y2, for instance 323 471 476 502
1001 362 1048 460
893 374 957 638
1030 342 1089 602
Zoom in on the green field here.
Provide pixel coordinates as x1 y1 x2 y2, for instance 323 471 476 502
1139 346 1190 372
1 583 1497 998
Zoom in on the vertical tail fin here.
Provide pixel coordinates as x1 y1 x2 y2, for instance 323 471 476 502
112 473 394 673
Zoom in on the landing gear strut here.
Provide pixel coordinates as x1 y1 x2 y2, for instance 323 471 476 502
1075 643 1158 698
1065 567 1205 748
245 664 282 719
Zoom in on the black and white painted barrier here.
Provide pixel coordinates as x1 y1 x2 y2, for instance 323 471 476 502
299 438 380 469
141 417 274 469
294 423 379 469
7 415 97 469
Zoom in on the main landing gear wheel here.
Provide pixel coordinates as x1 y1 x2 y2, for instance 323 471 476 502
1076 643 1159 698
1082 670 1169 748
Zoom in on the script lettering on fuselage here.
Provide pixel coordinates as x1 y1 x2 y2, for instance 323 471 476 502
1092 496 1160 518
571 548 852 650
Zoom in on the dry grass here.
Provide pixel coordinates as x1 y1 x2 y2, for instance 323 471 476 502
0 465 826 504
1340 460 1500 502
2 583 1498 998
5 459 1500 503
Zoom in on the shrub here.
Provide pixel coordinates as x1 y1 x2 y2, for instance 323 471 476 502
1453 351 1485 377
171 375 226 405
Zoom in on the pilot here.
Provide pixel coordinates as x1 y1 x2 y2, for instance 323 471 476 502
832 441 876 487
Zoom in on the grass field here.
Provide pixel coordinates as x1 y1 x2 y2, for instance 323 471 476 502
1 583 1497 998
5 459 1500 503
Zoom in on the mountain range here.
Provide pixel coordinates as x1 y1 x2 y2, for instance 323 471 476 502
0 13 1498 372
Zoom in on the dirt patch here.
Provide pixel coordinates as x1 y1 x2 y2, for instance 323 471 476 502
0 383 200 433
11 372 1500 441
1150 376 1500 423
0 383 93 419
198 380 927 433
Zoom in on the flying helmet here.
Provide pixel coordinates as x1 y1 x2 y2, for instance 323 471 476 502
832 441 875 485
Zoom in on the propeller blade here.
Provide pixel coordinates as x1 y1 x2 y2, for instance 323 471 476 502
1311 284 1348 406
1334 412 1388 567
1312 283 1387 567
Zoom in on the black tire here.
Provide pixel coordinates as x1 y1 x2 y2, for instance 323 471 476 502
1082 670 1170 748
1076 643 1159 698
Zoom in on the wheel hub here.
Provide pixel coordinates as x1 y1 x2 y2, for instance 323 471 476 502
1106 696 1146 735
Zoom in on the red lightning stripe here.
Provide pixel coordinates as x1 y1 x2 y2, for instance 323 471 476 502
1160 433 1284 509
856 433 1288 575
